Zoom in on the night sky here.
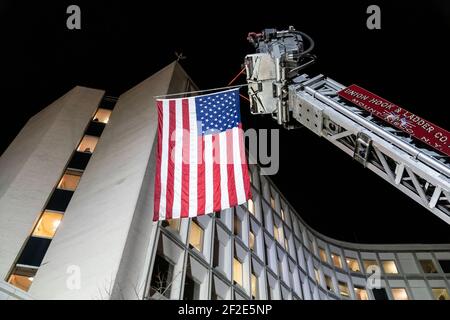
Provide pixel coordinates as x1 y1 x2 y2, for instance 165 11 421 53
1 1 449 244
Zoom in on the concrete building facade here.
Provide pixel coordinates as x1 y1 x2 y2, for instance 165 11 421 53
1 62 450 300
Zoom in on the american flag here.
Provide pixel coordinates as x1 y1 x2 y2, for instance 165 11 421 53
153 89 252 221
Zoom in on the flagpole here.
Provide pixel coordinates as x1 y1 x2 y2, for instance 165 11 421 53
154 83 249 99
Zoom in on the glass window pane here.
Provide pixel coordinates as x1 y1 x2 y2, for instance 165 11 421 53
249 231 255 251
149 254 174 299
346 257 361 272
324 275 334 292
57 170 81 191
32 211 63 238
314 268 320 284
420 259 438 273
331 253 342 268
93 108 112 123
189 221 204 252
432 288 450 300
338 281 349 297
354 286 369 300
382 260 398 274
251 273 258 299
233 257 243 287
319 248 327 263
392 288 409 300
363 260 378 273
7 267 37 292
166 219 181 232
247 199 255 215
77 135 99 153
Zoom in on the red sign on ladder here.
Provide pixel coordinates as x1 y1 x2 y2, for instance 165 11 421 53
338 84 450 157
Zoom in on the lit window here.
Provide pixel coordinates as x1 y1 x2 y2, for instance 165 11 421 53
338 281 350 297
382 260 398 274
391 288 409 300
280 208 285 221
319 248 327 263
7 267 37 292
93 108 111 124
324 275 334 292
346 257 361 272
233 257 243 287
314 268 320 284
189 220 204 252
420 259 438 273
270 195 275 209
247 199 255 215
354 286 369 300
57 170 81 191
77 135 99 153
167 218 181 231
432 288 450 300
284 238 289 252
32 211 63 238
251 273 258 299
249 231 255 251
331 253 343 269
273 225 280 242
363 260 378 273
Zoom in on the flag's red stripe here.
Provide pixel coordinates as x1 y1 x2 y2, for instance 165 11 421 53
212 134 221 212
226 129 237 207
153 100 163 221
165 100 177 220
197 135 205 215
180 99 190 218
238 124 252 200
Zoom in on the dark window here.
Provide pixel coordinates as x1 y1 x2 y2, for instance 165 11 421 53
420 259 438 273
439 260 450 273
372 288 389 300
17 237 52 267
67 151 91 170
99 96 117 110
149 254 174 299
45 189 74 212
183 274 200 300
213 236 220 268
85 121 105 137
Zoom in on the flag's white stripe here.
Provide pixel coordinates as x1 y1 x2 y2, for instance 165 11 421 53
219 131 229 209
158 99 170 220
171 99 183 219
232 127 246 204
188 98 198 217
204 135 214 214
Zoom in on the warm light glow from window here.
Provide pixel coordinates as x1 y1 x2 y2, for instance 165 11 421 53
93 108 111 124
167 219 181 231
247 199 255 215
249 231 255 251
382 260 398 274
280 208 285 221
314 268 320 284
233 257 243 287
324 275 334 292
273 225 280 242
189 220 204 252
392 288 409 300
251 273 258 299
57 170 81 191
319 248 327 263
363 260 378 273
32 211 63 238
346 258 361 272
420 259 438 273
77 135 99 153
7 267 36 292
354 287 369 300
432 288 450 300
331 253 343 268
338 281 350 297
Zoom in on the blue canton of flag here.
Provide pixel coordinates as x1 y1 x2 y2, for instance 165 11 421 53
195 89 241 135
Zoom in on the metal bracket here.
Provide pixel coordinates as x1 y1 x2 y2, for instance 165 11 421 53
354 132 372 167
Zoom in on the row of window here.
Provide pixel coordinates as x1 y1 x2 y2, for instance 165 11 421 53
7 105 114 292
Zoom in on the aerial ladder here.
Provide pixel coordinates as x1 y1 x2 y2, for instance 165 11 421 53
243 27 450 224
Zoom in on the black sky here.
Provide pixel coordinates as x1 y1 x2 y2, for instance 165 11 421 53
1 1 449 244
